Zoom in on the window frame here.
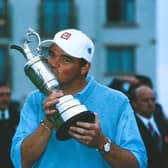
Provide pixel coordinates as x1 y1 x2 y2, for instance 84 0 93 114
0 45 11 82
0 0 11 37
106 0 136 27
39 0 77 38
105 45 136 76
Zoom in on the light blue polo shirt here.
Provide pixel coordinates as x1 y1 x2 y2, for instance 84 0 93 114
11 75 147 168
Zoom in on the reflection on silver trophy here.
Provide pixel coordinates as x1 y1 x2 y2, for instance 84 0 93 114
10 28 95 140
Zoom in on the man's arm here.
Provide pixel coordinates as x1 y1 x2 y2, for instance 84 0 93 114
68 114 139 168
21 91 64 168
21 119 54 168
98 139 139 168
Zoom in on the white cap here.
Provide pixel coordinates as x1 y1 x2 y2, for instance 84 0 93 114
40 29 94 62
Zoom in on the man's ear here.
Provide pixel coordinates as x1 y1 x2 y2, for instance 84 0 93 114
81 63 91 75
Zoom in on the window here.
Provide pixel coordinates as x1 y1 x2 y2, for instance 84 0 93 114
0 45 11 81
106 0 135 24
106 46 135 75
39 0 77 38
0 0 10 37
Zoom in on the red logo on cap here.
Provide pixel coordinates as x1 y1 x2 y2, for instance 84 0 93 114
60 32 71 40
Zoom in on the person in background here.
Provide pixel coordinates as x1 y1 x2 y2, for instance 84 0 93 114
109 74 168 132
128 84 168 168
133 74 153 88
108 74 153 96
130 75 168 132
0 81 20 168
11 28 147 168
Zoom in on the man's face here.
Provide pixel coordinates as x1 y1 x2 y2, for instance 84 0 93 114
133 86 156 118
0 86 11 110
47 44 89 87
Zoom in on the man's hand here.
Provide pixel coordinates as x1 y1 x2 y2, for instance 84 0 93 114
68 113 106 150
43 90 64 116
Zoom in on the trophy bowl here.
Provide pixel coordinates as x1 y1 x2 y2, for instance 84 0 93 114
56 111 95 140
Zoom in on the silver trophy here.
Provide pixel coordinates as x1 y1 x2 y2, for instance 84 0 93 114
11 28 95 140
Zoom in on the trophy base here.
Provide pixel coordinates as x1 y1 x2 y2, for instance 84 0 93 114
56 111 95 140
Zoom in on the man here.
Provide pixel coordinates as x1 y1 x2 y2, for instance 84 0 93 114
0 81 20 168
109 74 168 130
128 84 168 168
11 29 147 168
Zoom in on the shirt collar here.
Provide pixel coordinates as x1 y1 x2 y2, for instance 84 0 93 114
74 75 96 103
136 113 154 127
0 109 10 120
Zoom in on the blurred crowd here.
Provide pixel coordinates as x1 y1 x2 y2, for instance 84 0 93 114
108 74 168 168
0 81 20 168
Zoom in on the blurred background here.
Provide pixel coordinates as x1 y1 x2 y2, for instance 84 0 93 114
0 0 168 116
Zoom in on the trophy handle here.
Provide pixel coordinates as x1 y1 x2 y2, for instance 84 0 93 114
10 44 27 59
26 28 41 47
11 28 42 61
